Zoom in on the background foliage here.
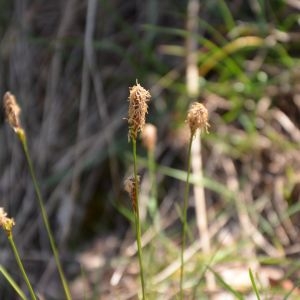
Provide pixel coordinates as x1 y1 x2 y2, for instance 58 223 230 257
1 0 300 299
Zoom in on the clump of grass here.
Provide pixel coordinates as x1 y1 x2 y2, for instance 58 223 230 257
3 92 72 300
125 81 151 299
180 102 209 299
0 207 37 300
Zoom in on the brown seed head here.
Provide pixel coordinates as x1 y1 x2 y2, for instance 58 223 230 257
3 91 22 132
186 102 209 137
141 123 157 152
0 207 15 236
124 175 140 213
127 82 151 141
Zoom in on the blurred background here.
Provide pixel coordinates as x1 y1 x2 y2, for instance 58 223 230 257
1 0 300 299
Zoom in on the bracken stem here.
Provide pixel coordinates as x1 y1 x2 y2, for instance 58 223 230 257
132 139 146 300
17 130 72 300
179 137 193 300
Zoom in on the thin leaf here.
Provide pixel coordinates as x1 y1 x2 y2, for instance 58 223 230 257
0 264 28 300
249 268 261 300
208 266 244 300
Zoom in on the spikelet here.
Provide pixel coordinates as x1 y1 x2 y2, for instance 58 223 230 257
124 175 140 214
127 82 151 141
3 91 22 133
186 102 209 137
0 207 15 237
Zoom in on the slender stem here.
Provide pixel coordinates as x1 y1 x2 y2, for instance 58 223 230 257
179 137 193 300
0 264 28 300
147 149 158 222
132 139 146 300
8 234 37 300
17 131 72 300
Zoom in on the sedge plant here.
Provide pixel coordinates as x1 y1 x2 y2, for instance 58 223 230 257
0 207 37 300
124 82 151 300
179 102 209 299
3 92 72 300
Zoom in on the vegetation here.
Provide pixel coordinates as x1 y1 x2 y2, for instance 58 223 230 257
1 0 300 299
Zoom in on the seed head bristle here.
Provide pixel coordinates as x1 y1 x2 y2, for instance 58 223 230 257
0 207 15 236
127 82 151 141
124 175 140 213
186 102 210 137
3 91 22 132
141 123 157 152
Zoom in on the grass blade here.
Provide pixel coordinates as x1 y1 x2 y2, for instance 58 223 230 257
249 268 261 300
208 266 243 300
0 264 28 300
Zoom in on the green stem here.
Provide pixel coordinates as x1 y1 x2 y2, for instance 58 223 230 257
17 130 72 300
179 137 193 300
0 264 28 300
132 139 146 300
147 149 158 222
8 234 37 300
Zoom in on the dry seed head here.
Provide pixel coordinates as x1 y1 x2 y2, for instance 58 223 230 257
0 207 15 236
124 175 140 213
3 91 22 132
127 82 151 141
141 123 157 152
186 102 209 137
